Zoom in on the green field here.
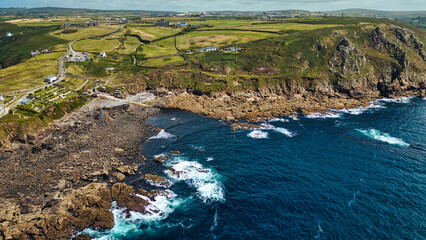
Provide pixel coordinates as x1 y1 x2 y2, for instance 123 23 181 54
176 30 277 49
141 37 178 57
128 26 181 41
0 59 57 93
140 56 185 67
121 36 141 54
52 26 120 40
28 52 64 61
74 39 121 52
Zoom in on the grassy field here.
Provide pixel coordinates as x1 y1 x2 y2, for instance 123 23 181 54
176 30 277 49
141 37 178 57
61 77 87 90
73 39 121 52
0 59 57 93
51 26 120 40
28 52 64 61
6 18 87 27
128 26 181 41
121 36 141 54
140 55 185 66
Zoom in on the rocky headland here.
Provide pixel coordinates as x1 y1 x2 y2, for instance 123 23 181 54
0 99 166 239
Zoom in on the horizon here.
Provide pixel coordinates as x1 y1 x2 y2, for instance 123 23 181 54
1 0 425 12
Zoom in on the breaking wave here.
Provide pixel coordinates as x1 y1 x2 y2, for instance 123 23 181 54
80 191 182 239
164 157 225 202
306 112 342 119
268 118 289 123
149 130 176 140
356 128 410 147
248 130 269 139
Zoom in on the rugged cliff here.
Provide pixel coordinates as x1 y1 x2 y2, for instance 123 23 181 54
142 22 425 120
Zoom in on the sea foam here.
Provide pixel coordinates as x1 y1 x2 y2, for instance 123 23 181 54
306 112 342 119
149 129 176 139
247 130 269 139
165 157 224 202
356 128 410 147
81 190 182 239
268 118 289 123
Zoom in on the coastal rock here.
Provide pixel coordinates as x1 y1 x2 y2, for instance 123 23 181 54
145 174 171 188
116 164 137 175
170 151 181 155
154 155 164 163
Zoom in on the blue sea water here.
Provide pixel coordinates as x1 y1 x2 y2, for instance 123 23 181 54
84 97 426 239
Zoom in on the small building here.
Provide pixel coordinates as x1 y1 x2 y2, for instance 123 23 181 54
6 32 13 37
19 98 31 105
155 19 173 27
176 22 187 27
0 95 4 101
45 75 58 83
41 49 48 53
31 50 40 57
99 51 107 58
85 20 100 27
105 67 115 71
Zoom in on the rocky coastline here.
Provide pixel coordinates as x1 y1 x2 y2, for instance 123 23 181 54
0 99 166 239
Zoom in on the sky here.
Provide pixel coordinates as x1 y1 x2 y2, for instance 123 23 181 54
0 0 424 12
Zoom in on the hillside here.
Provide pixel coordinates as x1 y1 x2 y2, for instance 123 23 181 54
325 9 426 18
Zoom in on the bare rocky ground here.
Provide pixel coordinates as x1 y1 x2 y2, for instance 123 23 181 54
0 99 165 239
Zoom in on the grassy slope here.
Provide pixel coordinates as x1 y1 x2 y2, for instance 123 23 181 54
0 22 66 68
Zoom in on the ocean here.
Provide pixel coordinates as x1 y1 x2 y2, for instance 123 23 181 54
82 97 425 239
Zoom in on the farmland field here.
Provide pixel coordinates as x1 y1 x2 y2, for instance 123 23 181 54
140 55 185 66
176 30 277 49
51 26 120 40
140 37 178 57
128 26 181 41
73 39 121 52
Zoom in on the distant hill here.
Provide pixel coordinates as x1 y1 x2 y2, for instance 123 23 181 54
324 9 426 18
0 7 180 17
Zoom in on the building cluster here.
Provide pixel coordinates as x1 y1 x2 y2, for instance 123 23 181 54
30 49 48 57
154 19 187 27
187 46 241 53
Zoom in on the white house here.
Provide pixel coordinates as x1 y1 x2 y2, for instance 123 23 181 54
0 95 4 101
176 22 187 27
6 32 12 37
45 75 58 83
99 51 107 58
31 50 40 57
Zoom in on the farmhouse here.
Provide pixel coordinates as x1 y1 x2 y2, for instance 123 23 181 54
85 20 100 27
31 50 40 57
176 22 187 27
19 98 31 105
44 75 58 83
197 46 217 52
155 19 173 27
99 51 107 58
6 32 13 37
